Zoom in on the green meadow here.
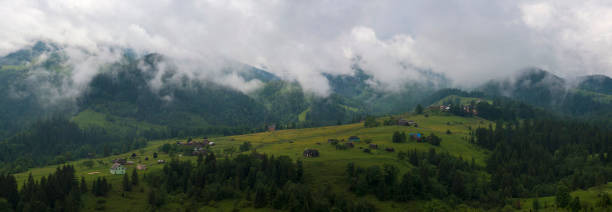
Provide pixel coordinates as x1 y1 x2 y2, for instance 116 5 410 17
15 113 496 211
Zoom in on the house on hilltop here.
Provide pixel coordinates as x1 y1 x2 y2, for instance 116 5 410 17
303 149 320 158
110 163 126 175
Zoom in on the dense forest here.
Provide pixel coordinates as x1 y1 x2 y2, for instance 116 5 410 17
145 152 376 211
0 165 81 212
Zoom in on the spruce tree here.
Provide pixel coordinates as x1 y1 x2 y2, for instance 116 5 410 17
80 177 87 193
131 169 139 186
415 104 424 114
123 173 131 192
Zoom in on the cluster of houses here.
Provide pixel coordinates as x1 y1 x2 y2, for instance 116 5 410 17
437 103 479 115
176 138 215 155
109 153 160 175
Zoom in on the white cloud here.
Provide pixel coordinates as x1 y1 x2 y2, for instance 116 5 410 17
0 0 612 96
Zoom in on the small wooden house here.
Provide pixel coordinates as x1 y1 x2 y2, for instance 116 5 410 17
328 139 339 145
345 142 355 148
137 164 147 170
303 149 320 158
348 136 360 142
398 119 417 126
369 144 378 149
112 158 127 165
110 163 126 175
385 147 395 152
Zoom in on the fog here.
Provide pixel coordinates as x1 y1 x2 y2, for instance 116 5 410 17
1 0 611 96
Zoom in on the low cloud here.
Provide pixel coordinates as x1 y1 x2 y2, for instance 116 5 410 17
1 0 611 96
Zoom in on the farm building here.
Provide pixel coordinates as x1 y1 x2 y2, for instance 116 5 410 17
369 144 378 149
112 158 127 165
345 142 355 148
385 147 395 152
193 147 208 155
137 164 147 170
328 139 339 145
348 136 360 142
303 149 320 158
409 133 423 142
110 163 126 175
398 119 416 126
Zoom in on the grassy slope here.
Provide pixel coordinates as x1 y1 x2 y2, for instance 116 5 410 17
298 107 311 122
516 183 612 211
15 113 492 211
71 109 166 135
573 88 612 104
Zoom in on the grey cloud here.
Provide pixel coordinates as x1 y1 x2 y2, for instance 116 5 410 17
0 0 611 96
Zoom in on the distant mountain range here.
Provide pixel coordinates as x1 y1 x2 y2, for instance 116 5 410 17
478 68 612 118
0 42 448 137
1 42 612 138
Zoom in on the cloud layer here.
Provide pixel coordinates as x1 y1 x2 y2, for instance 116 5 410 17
1 0 611 95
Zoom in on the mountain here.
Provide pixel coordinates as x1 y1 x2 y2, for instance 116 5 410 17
577 74 612 95
0 43 444 138
478 68 612 117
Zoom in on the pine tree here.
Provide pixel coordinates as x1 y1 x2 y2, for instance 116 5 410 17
92 178 99 196
415 104 424 114
123 173 131 192
80 177 87 193
295 160 304 183
131 169 139 186
197 154 204 165
556 185 571 208
570 196 581 212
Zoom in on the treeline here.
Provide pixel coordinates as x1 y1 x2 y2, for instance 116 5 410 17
144 152 375 212
347 148 488 208
0 117 161 174
0 165 82 212
471 119 612 204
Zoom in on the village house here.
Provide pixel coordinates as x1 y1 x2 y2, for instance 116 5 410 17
409 133 423 142
348 136 360 142
327 139 339 145
385 147 395 152
112 158 127 165
303 149 320 158
440 105 451 111
268 124 276 132
398 119 417 126
369 144 378 149
137 164 147 170
345 142 355 148
110 163 126 175
192 146 208 155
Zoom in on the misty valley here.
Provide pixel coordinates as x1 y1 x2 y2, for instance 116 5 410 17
3 1 612 212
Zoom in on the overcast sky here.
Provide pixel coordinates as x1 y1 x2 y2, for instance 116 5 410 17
1 0 611 95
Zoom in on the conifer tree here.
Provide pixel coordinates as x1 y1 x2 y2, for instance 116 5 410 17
80 177 87 193
131 169 139 186
123 173 131 192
